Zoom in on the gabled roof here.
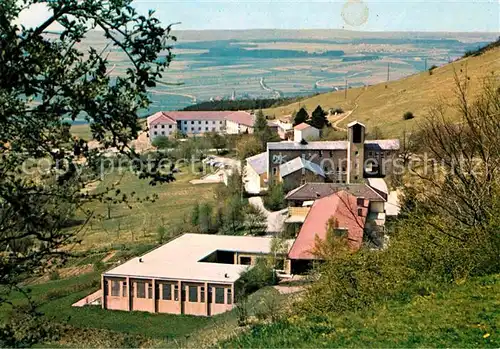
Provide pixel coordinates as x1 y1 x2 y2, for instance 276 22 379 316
294 122 313 131
147 112 176 125
288 191 368 260
285 182 386 202
347 120 366 128
280 157 326 178
246 152 267 175
226 111 255 127
268 141 348 151
364 139 400 151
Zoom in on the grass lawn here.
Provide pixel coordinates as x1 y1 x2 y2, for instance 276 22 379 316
219 274 499 348
1 271 286 347
74 165 217 250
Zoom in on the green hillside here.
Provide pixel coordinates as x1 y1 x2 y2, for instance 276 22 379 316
220 274 499 348
265 46 500 137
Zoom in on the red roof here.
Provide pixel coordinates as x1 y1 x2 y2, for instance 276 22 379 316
162 111 233 121
225 111 255 127
147 112 176 125
288 191 368 260
294 122 312 131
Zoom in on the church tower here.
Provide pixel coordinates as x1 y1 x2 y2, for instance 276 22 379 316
347 121 365 184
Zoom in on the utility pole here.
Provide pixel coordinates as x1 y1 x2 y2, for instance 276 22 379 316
424 58 427 71
387 62 390 82
344 79 348 100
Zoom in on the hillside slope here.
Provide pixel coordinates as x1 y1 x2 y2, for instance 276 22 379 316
220 274 499 348
265 46 500 137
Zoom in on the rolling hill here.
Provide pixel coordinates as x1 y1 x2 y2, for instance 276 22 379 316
264 45 500 137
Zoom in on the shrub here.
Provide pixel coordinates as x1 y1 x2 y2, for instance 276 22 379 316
49 271 60 281
263 182 286 211
235 259 277 300
428 65 438 75
403 111 414 120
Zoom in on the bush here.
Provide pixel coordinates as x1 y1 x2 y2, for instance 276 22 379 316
263 182 286 211
235 259 277 300
428 65 438 75
403 111 414 120
49 271 60 281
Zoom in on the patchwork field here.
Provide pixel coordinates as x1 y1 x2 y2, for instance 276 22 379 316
265 45 500 137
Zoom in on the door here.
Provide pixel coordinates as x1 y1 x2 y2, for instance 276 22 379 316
207 286 213 316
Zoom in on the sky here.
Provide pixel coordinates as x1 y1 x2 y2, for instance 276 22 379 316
16 0 500 32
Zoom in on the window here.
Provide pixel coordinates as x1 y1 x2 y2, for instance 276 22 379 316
162 284 172 300
355 150 359 155
136 282 146 298
122 282 127 297
212 121 215 124
154 131 157 135
212 128 216 132
272 167 278 176
319 150 323 157
188 286 198 302
169 125 172 129
200 287 205 303
215 287 225 304
329 151 333 157
154 125 157 129
198 127 201 131
148 283 153 299
161 131 165 135
174 285 179 301
368 151 373 157
198 121 201 124
104 280 108 296
111 280 120 296
240 256 251 265
191 121 194 124
220 121 223 124
342 167 346 172
358 208 363 216
205 127 208 131
205 121 208 124
381 152 386 158
161 125 165 129
227 289 232 304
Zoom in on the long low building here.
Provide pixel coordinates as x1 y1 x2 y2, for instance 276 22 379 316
102 234 292 316
147 111 255 139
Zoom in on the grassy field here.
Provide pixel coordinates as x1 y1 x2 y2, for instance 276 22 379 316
265 46 500 137
220 274 499 348
74 166 217 250
1 270 286 347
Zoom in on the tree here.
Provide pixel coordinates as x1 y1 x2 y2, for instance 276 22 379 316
152 136 176 149
244 204 267 236
206 132 227 154
0 0 175 306
236 135 264 160
309 105 330 129
263 182 286 211
253 110 268 133
293 107 309 126
403 111 415 120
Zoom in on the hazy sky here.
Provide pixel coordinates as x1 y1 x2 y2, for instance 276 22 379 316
17 0 500 32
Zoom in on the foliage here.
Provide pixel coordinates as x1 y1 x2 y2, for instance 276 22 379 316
243 205 267 236
309 105 330 129
428 64 438 75
235 259 277 300
0 0 176 311
151 136 176 149
293 107 309 126
254 110 280 149
253 110 268 133
263 182 286 211
156 225 167 244
182 96 311 112
462 37 500 58
235 135 264 160
329 107 344 114
403 111 415 120
220 274 499 348
206 132 227 154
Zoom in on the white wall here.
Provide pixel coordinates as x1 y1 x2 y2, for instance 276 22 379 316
178 119 225 135
149 122 177 140
226 120 254 135
244 165 262 194
294 127 319 142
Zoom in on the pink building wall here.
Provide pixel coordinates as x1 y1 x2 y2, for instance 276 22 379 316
102 276 234 316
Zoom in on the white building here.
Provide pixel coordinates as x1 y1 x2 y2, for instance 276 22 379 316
147 111 255 141
293 123 320 142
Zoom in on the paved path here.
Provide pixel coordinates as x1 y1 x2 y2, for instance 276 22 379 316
248 196 287 233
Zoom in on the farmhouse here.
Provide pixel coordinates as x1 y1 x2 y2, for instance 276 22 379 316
147 111 255 140
293 122 320 142
101 234 293 316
